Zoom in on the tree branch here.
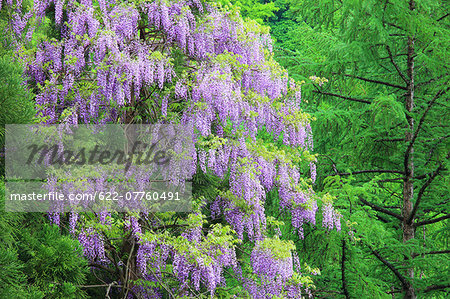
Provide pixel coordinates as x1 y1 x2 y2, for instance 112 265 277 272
385 45 409 84
320 154 339 174
416 75 443 88
360 197 403 220
375 138 405 142
437 13 449 22
77 283 121 289
123 239 136 299
341 239 350 299
151 223 188 231
327 169 405 177
89 263 116 274
386 23 405 30
407 153 449 224
312 90 372 104
369 246 412 291
424 284 450 292
415 214 450 227
342 74 407 90
404 90 447 171
412 250 450 258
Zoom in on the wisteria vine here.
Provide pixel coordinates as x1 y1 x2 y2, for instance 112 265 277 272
5 0 341 297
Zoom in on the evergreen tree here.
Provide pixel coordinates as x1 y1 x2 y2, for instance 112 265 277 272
273 0 450 297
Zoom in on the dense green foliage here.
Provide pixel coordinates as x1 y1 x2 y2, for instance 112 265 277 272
224 0 450 297
228 0 450 297
0 182 89 298
0 56 35 174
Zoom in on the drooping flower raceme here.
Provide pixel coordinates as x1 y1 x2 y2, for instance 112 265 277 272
5 0 341 296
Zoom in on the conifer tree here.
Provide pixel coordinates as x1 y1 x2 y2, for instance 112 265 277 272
272 0 450 297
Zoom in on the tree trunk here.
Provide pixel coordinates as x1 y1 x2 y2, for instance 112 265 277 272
401 1 416 298
341 239 350 299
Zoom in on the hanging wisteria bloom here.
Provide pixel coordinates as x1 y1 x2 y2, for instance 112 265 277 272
4 0 342 296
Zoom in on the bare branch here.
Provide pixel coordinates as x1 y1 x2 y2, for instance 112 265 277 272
105 282 117 299
77 283 121 289
320 154 339 174
386 23 405 30
123 239 136 299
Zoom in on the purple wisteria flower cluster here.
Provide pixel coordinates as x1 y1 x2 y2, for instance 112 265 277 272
5 0 341 296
